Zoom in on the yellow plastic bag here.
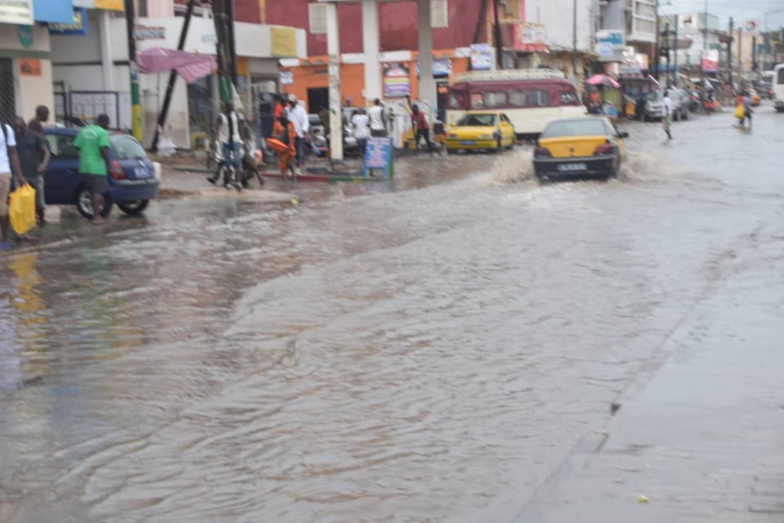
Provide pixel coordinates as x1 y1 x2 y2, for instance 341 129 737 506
9 183 37 236
734 104 745 119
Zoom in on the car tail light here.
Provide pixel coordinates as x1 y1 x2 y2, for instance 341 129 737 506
110 160 127 180
534 147 552 158
594 141 614 155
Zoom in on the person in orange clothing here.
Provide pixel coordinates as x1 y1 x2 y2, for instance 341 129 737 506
273 110 298 178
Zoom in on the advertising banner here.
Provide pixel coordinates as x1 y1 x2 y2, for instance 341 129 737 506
516 23 548 53
0 0 33 25
470 43 494 71
701 49 719 72
383 63 411 98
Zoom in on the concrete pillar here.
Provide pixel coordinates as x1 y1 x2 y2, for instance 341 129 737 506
362 0 382 104
99 10 115 91
326 2 343 162
417 0 435 121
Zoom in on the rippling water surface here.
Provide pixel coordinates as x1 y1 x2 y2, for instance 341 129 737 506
1 111 783 522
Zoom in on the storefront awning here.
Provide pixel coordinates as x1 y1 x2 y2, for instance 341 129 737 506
138 47 217 84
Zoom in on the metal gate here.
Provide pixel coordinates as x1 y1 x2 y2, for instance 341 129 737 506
53 89 120 128
0 59 15 124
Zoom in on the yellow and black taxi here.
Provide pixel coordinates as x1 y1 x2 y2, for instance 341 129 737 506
445 111 516 153
533 117 628 181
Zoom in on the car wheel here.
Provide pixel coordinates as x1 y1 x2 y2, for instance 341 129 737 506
683 109 690 120
76 186 112 219
117 200 150 215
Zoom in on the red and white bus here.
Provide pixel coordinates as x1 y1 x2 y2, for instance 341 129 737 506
447 69 586 137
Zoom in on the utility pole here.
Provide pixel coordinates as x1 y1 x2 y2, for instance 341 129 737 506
124 0 142 141
492 0 503 70
151 0 196 151
571 0 578 85
701 0 708 108
752 36 757 71
673 15 679 87
727 17 733 88
664 21 670 86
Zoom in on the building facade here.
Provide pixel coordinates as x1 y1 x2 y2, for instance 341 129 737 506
51 1 306 148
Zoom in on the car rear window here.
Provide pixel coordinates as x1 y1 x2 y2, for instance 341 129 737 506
110 135 148 160
541 119 607 138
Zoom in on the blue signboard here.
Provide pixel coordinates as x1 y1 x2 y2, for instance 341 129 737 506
49 8 88 35
363 137 394 178
34 0 75 24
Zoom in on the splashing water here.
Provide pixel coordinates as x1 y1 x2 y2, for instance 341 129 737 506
620 151 689 182
488 148 535 185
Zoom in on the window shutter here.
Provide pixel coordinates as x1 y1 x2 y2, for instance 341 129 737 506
431 0 448 29
310 3 327 35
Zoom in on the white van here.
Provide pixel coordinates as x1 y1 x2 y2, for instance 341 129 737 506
774 64 784 113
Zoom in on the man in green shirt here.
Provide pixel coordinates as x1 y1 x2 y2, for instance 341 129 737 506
74 114 111 225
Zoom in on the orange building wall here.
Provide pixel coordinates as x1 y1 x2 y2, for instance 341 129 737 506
282 53 470 112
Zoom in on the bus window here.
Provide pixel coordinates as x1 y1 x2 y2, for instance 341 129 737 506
471 92 485 109
509 90 528 107
529 89 550 107
560 91 579 106
485 92 508 108
449 90 467 109
778 67 784 85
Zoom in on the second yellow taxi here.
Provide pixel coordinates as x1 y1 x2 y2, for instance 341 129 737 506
533 117 628 181
445 111 516 153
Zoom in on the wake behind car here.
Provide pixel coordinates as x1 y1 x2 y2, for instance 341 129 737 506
44 128 159 218
533 117 628 181
444 111 516 153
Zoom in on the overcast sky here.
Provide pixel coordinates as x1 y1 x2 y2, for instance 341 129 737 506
664 0 784 29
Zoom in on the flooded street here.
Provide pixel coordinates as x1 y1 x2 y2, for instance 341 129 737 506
2 107 783 522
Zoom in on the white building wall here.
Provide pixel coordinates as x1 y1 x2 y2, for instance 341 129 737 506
0 24 55 122
525 0 596 54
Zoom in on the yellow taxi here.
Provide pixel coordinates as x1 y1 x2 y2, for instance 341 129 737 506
445 111 516 153
749 89 762 106
533 117 628 181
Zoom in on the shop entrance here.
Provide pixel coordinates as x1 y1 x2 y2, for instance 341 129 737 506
0 59 15 123
307 87 329 115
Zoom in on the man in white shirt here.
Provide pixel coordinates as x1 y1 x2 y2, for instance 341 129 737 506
662 90 673 140
351 108 371 158
368 98 387 137
287 96 309 167
0 122 26 250
209 101 244 186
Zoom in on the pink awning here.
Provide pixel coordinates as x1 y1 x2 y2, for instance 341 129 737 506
138 47 217 84
586 74 621 89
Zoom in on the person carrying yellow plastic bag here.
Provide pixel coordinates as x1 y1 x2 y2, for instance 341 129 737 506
9 183 37 236
1 120 29 251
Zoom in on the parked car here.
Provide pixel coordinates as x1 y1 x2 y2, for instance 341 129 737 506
44 128 159 219
533 117 628 181
643 89 689 121
444 111 516 153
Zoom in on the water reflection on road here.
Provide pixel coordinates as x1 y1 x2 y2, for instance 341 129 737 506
1 109 783 522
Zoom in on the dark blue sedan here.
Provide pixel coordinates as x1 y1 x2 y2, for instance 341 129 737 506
44 128 159 218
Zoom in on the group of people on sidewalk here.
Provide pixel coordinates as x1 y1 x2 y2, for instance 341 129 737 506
1 106 118 250
1 106 52 250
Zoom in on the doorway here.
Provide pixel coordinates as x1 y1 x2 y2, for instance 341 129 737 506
0 59 15 123
307 87 329 115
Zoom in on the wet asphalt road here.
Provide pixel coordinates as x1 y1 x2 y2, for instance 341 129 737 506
1 105 783 522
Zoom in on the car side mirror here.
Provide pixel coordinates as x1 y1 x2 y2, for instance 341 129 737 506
618 132 629 139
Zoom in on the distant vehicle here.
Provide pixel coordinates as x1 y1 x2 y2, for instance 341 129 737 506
756 81 773 99
668 88 692 120
772 64 784 112
44 128 159 218
533 117 628 181
685 88 702 112
444 111 516 153
643 90 689 121
447 69 586 137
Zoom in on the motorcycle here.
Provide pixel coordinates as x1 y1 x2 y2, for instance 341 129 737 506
208 139 264 189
